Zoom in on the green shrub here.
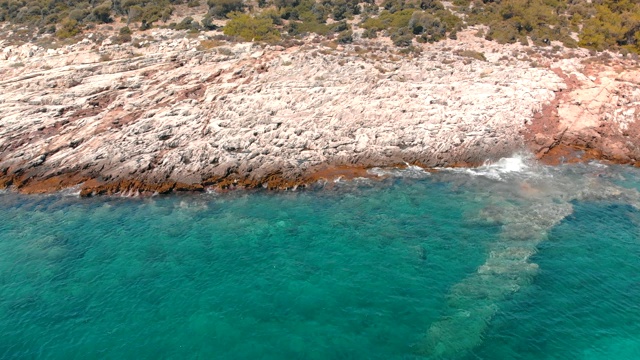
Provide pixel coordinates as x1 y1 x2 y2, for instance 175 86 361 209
360 5 459 47
337 29 353 43
382 0 415 14
360 9 414 32
223 12 281 42
579 1 640 53
330 20 349 33
410 12 446 43
56 18 80 39
201 14 217 30
287 19 330 36
361 27 377 38
172 16 202 31
69 9 89 22
391 27 413 46
461 0 577 47
419 0 444 11
113 26 132 43
260 9 283 25
362 4 378 16
207 0 245 18
92 1 113 23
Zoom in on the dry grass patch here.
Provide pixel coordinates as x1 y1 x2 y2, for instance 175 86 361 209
454 50 487 62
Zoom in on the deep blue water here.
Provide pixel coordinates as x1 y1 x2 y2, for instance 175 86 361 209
1 158 639 359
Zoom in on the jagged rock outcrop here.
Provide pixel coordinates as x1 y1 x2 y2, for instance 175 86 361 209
527 57 640 164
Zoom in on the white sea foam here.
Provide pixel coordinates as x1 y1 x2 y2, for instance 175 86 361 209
368 164 431 178
588 161 609 169
178 199 209 210
443 154 542 181
205 187 222 195
59 185 82 197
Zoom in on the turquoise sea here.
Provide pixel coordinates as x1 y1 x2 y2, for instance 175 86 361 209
1 157 639 359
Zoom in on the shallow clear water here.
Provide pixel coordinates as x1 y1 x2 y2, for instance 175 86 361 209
1 158 639 359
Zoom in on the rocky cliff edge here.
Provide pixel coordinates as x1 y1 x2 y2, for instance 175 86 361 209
1 29 639 195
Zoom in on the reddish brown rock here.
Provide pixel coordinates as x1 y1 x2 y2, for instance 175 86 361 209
525 58 640 166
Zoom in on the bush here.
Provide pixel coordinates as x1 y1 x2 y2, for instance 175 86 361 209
69 9 89 22
382 0 415 14
287 20 331 36
360 9 414 32
0 0 176 35
461 0 577 48
223 12 280 42
92 1 113 23
120 26 133 35
201 14 217 30
208 0 245 18
330 20 349 33
337 29 353 43
260 9 283 26
56 18 81 39
362 4 378 16
391 27 413 46
362 28 377 38
579 1 640 53
410 12 446 43
113 26 133 43
360 6 459 47
172 16 202 31
419 0 444 11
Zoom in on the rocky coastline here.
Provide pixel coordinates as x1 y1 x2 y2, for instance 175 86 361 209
1 28 640 196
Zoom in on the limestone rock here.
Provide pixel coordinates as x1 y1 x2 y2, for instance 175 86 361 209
0 28 638 193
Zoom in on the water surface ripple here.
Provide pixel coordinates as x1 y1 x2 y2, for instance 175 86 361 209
1 157 639 359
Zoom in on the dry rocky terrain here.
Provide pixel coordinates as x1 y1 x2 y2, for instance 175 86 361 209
1 27 639 195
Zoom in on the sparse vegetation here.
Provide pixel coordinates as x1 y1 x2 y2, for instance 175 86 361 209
359 1 461 47
223 11 280 42
207 0 245 18
198 38 222 50
0 0 639 53
0 0 180 38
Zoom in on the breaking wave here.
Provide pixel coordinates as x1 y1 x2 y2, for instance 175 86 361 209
441 154 544 181
368 164 431 178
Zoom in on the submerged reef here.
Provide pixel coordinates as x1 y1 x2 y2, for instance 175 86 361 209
419 157 640 358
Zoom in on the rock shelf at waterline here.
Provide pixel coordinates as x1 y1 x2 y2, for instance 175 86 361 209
2 29 640 195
